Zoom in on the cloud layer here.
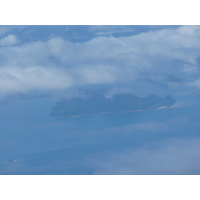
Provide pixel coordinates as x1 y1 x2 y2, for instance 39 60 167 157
1 26 200 97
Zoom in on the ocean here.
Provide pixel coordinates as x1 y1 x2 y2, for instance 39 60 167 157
0 97 200 174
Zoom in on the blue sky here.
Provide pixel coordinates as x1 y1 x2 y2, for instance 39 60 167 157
1 25 200 176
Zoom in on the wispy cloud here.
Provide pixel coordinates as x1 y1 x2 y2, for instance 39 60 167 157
89 138 200 175
106 121 169 134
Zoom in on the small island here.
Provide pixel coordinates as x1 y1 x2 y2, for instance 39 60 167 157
50 89 176 118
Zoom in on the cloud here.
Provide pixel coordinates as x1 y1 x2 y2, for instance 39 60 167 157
0 34 19 46
187 78 200 88
1 26 200 97
104 88 135 98
0 66 74 96
45 26 200 90
88 25 180 37
89 138 200 174
74 64 117 85
106 121 169 134
0 26 21 36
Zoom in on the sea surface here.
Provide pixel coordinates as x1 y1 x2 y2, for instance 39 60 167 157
0 97 200 174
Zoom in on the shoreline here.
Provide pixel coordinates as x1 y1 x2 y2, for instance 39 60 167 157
50 102 194 119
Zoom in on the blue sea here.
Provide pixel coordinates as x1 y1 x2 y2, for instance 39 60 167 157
0 97 200 175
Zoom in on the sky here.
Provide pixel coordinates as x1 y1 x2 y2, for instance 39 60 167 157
1 25 200 185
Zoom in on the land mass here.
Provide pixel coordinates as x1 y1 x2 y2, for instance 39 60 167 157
50 89 176 118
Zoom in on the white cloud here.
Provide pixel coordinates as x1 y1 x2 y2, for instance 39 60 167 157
178 25 197 36
75 65 117 85
1 26 200 96
0 66 74 96
187 78 200 88
182 63 198 74
90 138 200 174
105 88 135 98
0 34 19 46
107 121 168 134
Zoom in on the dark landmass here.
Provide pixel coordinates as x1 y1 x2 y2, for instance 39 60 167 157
50 89 176 118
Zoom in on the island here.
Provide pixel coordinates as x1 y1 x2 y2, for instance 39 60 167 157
50 88 176 118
